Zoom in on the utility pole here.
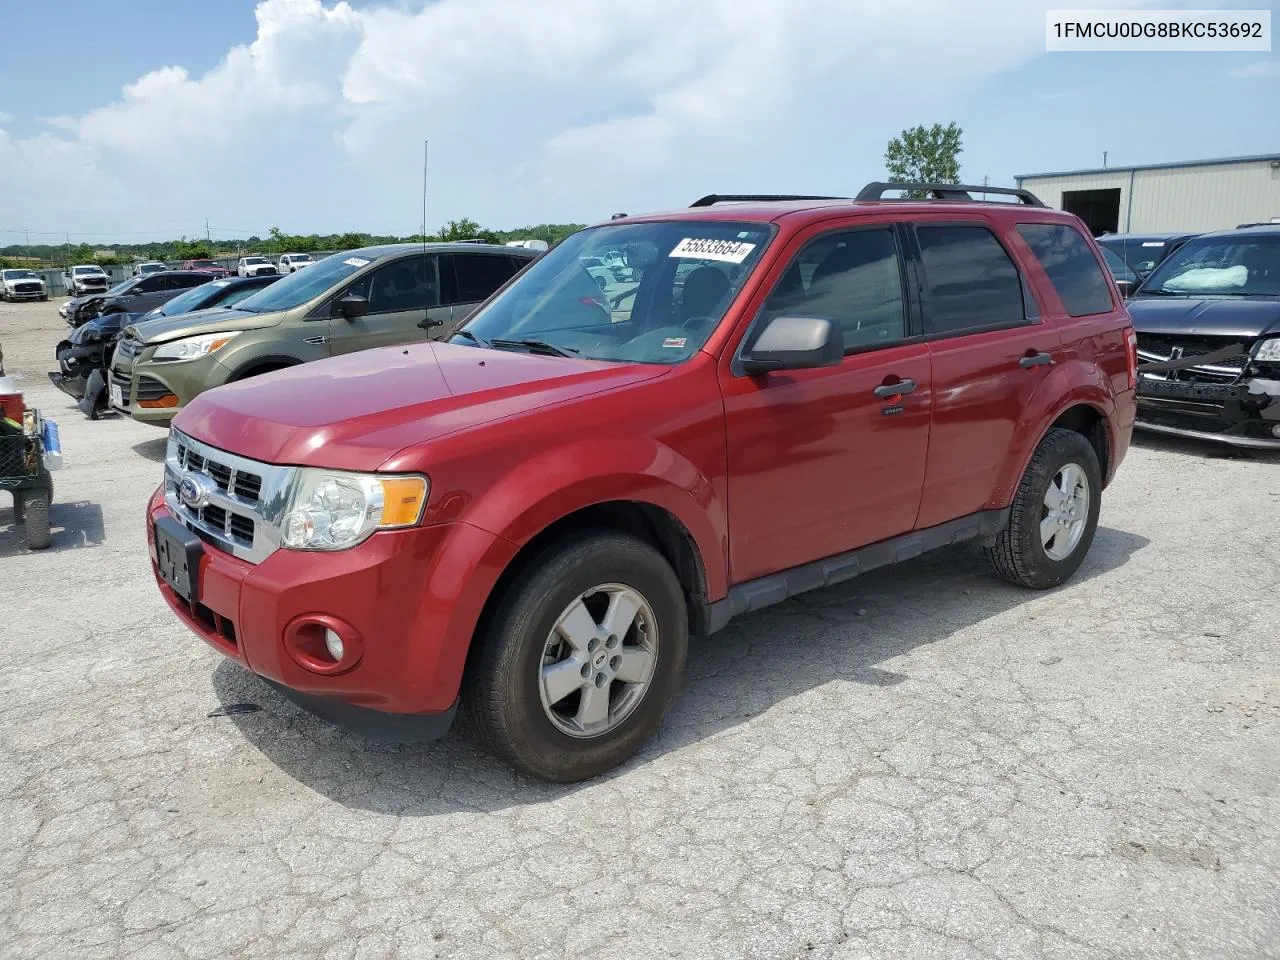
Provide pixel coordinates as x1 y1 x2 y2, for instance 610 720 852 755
1103 151 1108 169
981 175 989 200
205 219 211 243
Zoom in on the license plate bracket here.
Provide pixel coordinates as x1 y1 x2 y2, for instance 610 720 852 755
154 515 203 603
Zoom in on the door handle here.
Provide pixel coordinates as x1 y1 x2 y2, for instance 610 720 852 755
874 379 917 399
1019 352 1054 368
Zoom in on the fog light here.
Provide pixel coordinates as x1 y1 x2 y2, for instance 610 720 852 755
1272 424 1280 439
324 628 345 662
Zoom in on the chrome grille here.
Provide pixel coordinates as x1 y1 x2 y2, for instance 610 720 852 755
1136 334 1252 383
164 429 295 564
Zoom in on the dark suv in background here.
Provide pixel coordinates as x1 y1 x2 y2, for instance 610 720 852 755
1129 224 1280 448
64 271 213 327
1097 233 1198 280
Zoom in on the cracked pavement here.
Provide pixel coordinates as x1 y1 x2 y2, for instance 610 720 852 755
2 299 1279 959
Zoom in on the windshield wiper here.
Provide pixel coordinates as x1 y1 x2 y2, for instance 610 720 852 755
451 328 490 347
489 338 578 357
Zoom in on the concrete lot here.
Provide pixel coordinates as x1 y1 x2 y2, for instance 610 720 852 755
1 298 1278 960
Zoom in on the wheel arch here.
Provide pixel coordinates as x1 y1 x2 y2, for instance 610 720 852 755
227 355 300 381
988 361 1117 508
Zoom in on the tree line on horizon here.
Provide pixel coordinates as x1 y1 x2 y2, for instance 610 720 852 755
0 219 587 268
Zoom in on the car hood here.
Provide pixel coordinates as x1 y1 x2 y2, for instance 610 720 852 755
128 307 284 345
1128 296 1280 339
174 341 671 470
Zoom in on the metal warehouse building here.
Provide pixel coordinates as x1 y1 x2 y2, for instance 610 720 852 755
1015 153 1280 236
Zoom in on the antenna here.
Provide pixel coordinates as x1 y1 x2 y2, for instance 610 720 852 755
422 139 429 245
1103 150 1108 168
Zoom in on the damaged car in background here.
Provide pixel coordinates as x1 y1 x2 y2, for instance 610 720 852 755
51 274 281 419
62 270 213 328
1129 224 1280 449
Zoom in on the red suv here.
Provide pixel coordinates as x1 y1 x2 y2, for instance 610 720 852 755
148 183 1136 781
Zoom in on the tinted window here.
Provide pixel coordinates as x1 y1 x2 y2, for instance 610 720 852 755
1016 223 1114 316
167 273 208 291
916 225 1025 334
763 229 905 349
134 275 166 293
452 253 521 303
349 256 439 313
219 282 274 307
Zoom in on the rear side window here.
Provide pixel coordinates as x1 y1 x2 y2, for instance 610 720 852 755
453 254 521 303
1016 223 1113 316
764 228 906 349
916 225 1025 335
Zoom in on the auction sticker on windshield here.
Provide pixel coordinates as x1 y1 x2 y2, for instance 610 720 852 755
669 238 756 264
343 257 371 268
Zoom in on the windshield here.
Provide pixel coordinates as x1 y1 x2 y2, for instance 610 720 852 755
1139 235 1280 297
152 279 227 317
454 221 773 364
233 251 364 312
139 263 165 273
189 260 216 268
2 269 38 280
288 254 312 262
1100 247 1137 283
244 257 270 265
104 278 136 296
73 266 103 275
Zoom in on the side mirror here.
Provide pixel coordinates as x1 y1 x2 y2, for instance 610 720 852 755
336 294 370 319
740 315 843 374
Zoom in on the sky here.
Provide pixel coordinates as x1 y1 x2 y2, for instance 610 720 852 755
0 0 1277 245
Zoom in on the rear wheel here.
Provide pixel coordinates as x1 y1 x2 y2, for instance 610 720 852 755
986 428 1100 589
465 531 688 782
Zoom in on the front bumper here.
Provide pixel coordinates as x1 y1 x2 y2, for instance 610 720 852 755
110 354 227 425
1135 374 1280 449
146 491 517 733
4 287 46 301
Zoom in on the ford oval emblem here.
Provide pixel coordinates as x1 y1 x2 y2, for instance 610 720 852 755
179 476 206 509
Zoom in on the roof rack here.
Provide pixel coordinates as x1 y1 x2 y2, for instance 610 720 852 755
856 181 1047 207
1236 221 1280 229
690 194 848 207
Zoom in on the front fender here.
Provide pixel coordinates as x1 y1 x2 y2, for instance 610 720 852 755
451 435 729 601
987 359 1115 509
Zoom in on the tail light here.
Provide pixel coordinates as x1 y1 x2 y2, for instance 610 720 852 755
1125 329 1138 390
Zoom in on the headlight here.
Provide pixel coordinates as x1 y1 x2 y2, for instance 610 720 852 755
280 468 429 551
1254 338 1280 362
152 331 242 361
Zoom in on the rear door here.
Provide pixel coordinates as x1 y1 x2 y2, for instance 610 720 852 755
720 221 933 581
907 219 1062 529
327 255 440 356
436 253 525 335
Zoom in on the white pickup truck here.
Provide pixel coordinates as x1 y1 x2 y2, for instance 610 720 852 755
63 264 110 296
277 253 315 273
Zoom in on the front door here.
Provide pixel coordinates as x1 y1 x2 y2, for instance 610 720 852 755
906 219 1063 529
720 224 933 583
328 255 440 356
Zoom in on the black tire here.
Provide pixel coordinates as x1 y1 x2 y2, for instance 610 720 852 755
986 428 1101 589
464 531 688 782
18 483 52 550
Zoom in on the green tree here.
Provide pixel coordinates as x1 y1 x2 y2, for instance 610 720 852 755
884 122 963 197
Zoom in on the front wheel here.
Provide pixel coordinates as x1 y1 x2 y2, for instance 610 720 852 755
465 531 688 782
986 427 1101 589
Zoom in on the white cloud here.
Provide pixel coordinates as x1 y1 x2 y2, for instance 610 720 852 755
1228 60 1280 79
1 0 1155 238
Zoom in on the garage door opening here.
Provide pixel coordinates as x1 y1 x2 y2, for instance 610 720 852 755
1061 188 1121 236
